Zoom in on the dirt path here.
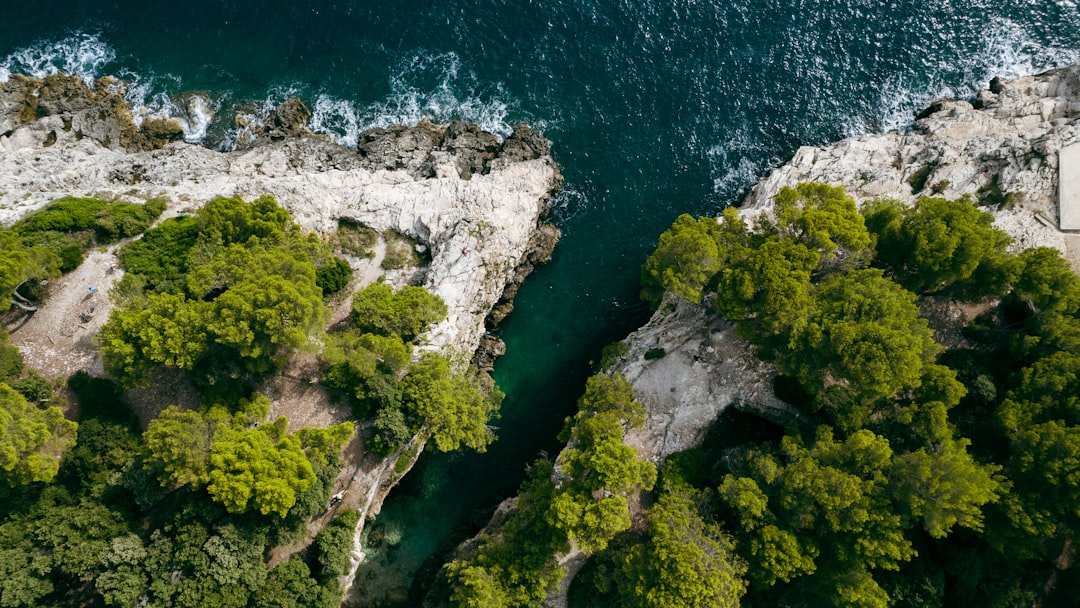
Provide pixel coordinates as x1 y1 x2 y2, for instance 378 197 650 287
4 248 124 380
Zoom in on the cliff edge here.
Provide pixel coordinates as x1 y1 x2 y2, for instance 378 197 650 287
614 63 1080 466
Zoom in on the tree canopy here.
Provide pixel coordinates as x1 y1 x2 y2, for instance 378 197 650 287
99 195 330 387
143 401 351 518
0 383 77 487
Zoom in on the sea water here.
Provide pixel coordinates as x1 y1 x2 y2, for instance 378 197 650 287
2 0 1078 602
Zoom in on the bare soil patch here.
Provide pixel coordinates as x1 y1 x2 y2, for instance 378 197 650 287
3 247 123 380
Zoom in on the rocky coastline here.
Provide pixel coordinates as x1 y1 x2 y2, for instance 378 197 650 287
0 72 562 601
614 63 1080 473
448 63 1080 608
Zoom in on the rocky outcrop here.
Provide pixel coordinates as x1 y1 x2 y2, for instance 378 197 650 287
0 73 561 364
0 72 562 604
743 63 1080 264
615 64 1080 466
613 294 793 463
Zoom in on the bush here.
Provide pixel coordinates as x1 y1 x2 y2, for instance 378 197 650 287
350 283 448 342
644 347 666 360
907 162 936 194
12 196 106 234
117 216 199 293
0 331 24 382
13 196 165 244
599 341 630 370
381 231 423 270
313 509 361 582
19 231 84 273
316 257 353 295
367 406 412 456
334 220 378 259
976 173 1016 209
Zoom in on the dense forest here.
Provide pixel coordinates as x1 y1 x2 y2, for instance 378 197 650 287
0 194 501 607
447 183 1080 607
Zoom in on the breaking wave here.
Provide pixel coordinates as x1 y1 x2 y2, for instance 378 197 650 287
875 17 1080 133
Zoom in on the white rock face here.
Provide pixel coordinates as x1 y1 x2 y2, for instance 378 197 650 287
616 294 789 462
0 75 561 366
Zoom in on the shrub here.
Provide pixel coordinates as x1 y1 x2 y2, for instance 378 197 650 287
350 283 448 342
907 162 936 194
13 196 165 244
599 341 630 370
0 331 24 382
367 406 413 456
316 257 353 295
976 173 1016 209
644 347 666 360
381 231 423 270
19 230 84 273
334 219 378 259
117 215 199 293
313 509 361 582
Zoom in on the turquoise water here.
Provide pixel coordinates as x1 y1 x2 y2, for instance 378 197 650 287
3 1 1080 602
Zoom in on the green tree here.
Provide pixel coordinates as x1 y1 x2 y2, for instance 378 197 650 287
786 268 939 399
253 558 338 608
0 332 23 383
773 182 871 261
143 405 221 487
98 293 211 385
889 437 1000 537
0 230 30 312
0 383 77 487
401 352 499 452
640 214 725 306
1013 246 1080 314
575 372 646 428
720 428 913 594
195 194 294 246
617 486 748 608
716 236 819 336
446 460 570 608
95 535 149 607
350 283 448 341
865 196 1013 294
312 509 360 582
143 404 333 517
117 215 200 293
998 351 1080 542
206 423 317 517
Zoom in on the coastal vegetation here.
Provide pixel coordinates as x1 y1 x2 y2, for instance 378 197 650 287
0 193 504 607
453 183 1080 607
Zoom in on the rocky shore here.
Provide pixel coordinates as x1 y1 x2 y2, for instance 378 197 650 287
459 64 1080 608
0 72 562 601
0 73 562 363
615 62 1080 469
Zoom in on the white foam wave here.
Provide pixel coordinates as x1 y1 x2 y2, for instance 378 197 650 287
351 51 515 140
0 32 115 85
708 128 774 198
172 94 217 142
876 18 1080 133
310 94 361 147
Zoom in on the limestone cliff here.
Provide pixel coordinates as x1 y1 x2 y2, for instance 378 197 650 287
615 63 1080 467
0 72 562 603
0 72 562 369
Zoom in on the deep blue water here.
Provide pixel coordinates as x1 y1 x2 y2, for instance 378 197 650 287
3 1 1079 603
